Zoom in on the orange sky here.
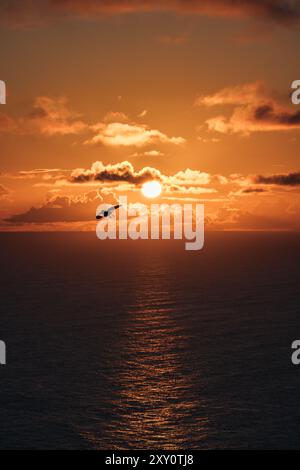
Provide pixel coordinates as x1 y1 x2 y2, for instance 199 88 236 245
0 0 300 231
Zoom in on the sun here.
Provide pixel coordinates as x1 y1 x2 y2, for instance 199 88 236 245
141 180 162 198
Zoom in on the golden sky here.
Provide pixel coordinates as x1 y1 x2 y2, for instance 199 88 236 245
0 0 300 231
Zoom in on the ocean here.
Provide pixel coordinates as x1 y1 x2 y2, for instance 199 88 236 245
0 232 299 449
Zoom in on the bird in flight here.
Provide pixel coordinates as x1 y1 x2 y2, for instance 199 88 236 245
96 204 121 220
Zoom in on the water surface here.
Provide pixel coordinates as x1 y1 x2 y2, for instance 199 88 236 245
0 232 299 449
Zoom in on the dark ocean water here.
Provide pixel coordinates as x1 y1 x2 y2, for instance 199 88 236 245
0 232 299 450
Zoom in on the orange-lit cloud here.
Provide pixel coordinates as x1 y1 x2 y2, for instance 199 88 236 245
165 185 217 195
207 207 300 231
103 111 129 123
3 163 300 229
168 168 212 186
22 97 87 136
0 97 87 136
0 184 11 201
196 82 300 135
0 113 15 133
1 97 186 144
131 150 165 158
0 99 183 146
86 121 185 147
6 190 102 224
195 82 267 107
17 168 68 178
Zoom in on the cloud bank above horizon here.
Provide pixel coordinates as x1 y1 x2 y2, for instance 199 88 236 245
1 0 300 27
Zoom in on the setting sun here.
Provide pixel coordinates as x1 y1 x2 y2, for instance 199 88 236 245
141 181 162 198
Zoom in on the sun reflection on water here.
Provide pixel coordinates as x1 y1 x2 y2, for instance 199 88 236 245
101 265 207 449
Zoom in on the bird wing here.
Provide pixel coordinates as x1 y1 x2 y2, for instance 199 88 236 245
108 204 121 215
96 209 106 219
96 204 121 219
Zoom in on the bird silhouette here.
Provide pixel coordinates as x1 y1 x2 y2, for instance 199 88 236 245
96 204 121 220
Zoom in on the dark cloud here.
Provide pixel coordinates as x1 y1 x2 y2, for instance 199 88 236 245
241 187 268 194
0 97 87 136
254 104 300 126
70 161 162 185
1 0 300 26
255 171 300 186
199 82 300 135
5 161 222 224
6 191 101 223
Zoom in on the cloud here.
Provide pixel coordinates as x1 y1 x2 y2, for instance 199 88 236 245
22 96 87 136
230 187 268 196
206 201 300 231
70 160 163 185
138 110 148 118
254 171 300 186
240 187 268 194
0 99 183 145
102 111 129 123
162 168 220 195
0 184 11 200
68 161 221 191
168 168 212 186
67 160 227 200
131 150 165 157
6 190 102 223
0 113 16 133
197 137 220 143
165 185 217 195
2 161 223 197
144 150 164 157
195 81 267 107
226 210 300 230
5 162 300 229
18 168 64 176
68 164 300 196
197 82 300 135
0 97 87 136
12 169 68 180
1 1 300 27
86 121 185 147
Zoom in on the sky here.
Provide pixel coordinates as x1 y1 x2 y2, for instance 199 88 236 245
0 0 300 231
